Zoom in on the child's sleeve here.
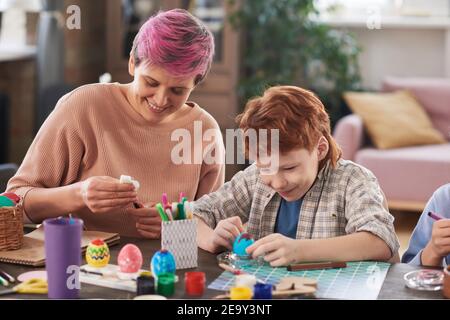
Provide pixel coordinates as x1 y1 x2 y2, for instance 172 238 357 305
401 210 433 265
344 167 400 257
402 185 450 266
191 165 257 229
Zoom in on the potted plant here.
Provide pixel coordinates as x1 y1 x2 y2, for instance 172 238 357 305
229 0 361 126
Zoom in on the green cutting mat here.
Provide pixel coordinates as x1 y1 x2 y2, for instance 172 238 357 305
208 261 390 299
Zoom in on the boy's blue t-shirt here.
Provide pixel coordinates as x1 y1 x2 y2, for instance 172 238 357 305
274 198 303 239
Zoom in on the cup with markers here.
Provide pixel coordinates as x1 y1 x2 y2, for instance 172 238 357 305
158 192 198 269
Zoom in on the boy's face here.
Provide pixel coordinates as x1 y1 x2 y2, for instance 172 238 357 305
256 137 329 201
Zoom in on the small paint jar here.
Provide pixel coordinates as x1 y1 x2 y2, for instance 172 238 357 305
157 273 176 297
230 286 252 300
253 283 272 299
136 274 155 296
185 271 205 296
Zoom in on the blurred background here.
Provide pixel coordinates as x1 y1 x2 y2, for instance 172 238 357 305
0 0 449 254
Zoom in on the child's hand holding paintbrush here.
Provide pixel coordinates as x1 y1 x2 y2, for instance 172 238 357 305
421 212 450 267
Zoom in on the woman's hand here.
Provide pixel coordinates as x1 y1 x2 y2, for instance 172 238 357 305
422 219 450 266
127 202 162 239
246 233 301 267
210 216 244 252
80 176 138 214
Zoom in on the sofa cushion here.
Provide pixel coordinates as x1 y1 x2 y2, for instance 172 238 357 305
343 90 446 149
355 144 450 203
383 77 450 140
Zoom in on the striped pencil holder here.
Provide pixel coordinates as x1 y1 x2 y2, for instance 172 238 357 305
0 205 24 251
161 219 197 269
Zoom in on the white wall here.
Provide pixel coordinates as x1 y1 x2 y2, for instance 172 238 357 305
352 27 448 89
316 0 450 89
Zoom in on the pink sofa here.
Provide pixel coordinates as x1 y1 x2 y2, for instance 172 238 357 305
333 77 450 211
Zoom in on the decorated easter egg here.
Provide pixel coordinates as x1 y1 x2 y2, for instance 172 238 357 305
0 192 20 204
86 239 110 268
0 195 15 207
233 232 255 256
118 244 143 273
150 250 176 277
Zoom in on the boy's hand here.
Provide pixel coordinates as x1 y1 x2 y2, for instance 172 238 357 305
80 176 137 214
423 219 450 266
211 216 244 252
127 202 161 239
246 233 300 267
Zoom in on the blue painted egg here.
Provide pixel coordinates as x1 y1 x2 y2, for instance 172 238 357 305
233 232 255 256
151 250 176 277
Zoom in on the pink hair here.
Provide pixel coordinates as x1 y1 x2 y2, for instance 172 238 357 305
132 9 215 85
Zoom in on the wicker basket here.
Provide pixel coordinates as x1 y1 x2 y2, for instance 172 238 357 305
0 205 24 251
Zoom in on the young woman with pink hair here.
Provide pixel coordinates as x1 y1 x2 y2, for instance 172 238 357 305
7 9 224 238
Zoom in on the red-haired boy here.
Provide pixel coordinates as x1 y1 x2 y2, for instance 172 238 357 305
193 86 399 266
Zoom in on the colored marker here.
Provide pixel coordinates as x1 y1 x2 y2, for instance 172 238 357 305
165 208 174 221
177 202 185 220
171 202 178 219
0 268 14 283
0 274 9 286
162 193 169 209
156 203 169 222
428 211 444 221
184 201 192 219
69 213 74 225
179 192 185 203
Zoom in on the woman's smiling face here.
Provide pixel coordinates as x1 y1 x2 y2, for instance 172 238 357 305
128 60 196 124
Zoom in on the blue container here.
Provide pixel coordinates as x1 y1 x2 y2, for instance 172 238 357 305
253 283 273 299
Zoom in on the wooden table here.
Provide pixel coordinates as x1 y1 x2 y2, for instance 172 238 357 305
0 237 445 300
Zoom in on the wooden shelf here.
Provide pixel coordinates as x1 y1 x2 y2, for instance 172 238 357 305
0 45 36 62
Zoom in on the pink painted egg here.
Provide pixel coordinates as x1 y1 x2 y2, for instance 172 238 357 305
118 244 143 273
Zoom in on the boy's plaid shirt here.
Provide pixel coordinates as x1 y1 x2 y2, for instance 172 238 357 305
192 159 400 256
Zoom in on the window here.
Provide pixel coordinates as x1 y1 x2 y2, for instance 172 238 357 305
181 0 225 63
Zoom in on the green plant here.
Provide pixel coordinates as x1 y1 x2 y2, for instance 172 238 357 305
228 0 361 126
